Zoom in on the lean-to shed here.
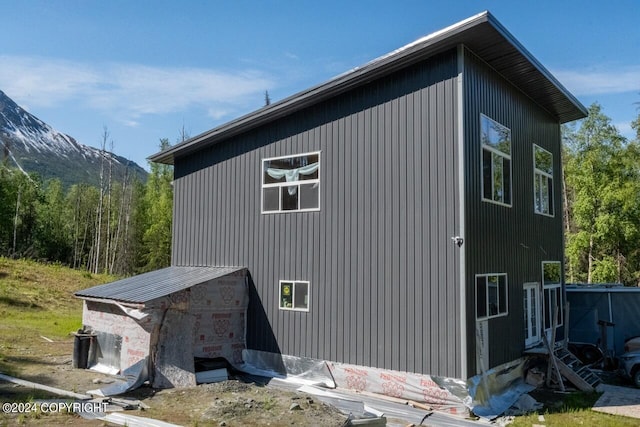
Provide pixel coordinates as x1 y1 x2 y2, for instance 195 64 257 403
75 266 248 389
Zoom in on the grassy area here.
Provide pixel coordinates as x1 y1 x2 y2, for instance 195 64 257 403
509 390 639 426
0 257 115 364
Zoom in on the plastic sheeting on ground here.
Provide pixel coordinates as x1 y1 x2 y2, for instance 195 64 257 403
467 357 535 420
241 349 335 387
241 350 540 421
87 358 149 397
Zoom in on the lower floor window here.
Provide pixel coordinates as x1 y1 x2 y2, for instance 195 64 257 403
279 280 310 311
476 274 508 320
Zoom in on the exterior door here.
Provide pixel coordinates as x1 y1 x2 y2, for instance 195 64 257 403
523 283 541 347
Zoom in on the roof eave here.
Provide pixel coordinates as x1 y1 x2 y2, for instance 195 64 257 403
484 12 587 122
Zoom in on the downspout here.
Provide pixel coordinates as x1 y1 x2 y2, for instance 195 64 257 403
457 44 467 380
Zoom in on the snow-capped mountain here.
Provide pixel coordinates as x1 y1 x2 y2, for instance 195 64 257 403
0 90 147 187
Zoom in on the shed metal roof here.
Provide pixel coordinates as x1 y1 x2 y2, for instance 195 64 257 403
149 11 587 165
75 266 246 304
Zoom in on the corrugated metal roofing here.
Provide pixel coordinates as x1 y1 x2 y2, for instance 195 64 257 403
149 11 587 165
75 266 246 304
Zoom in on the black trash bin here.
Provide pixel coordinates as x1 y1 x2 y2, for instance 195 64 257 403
72 331 94 369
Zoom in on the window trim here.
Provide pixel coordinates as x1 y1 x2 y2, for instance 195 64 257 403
475 273 509 320
278 280 310 312
542 261 563 331
261 151 321 214
533 144 554 217
480 114 512 207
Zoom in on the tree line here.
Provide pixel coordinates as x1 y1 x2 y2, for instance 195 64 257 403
0 135 173 276
564 102 640 286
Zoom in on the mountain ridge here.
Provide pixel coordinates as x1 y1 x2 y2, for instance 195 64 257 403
0 90 147 188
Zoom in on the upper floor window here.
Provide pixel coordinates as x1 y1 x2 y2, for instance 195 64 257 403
262 152 320 213
534 145 554 216
476 273 508 320
481 114 512 206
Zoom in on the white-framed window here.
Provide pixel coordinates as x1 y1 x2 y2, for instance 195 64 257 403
279 280 310 312
262 152 320 213
533 145 554 216
476 273 508 320
481 114 512 206
542 261 563 330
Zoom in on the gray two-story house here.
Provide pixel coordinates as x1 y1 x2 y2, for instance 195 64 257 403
147 11 585 389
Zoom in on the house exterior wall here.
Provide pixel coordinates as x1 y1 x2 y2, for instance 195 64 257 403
172 50 463 378
461 48 565 375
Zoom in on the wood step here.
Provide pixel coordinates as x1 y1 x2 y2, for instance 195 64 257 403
552 348 601 392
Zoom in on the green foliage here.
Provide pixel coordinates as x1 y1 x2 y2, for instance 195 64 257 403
564 103 640 285
139 138 173 272
0 131 177 276
0 166 41 257
34 179 72 262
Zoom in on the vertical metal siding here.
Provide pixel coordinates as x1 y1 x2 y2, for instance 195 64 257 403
172 50 462 378
462 48 564 375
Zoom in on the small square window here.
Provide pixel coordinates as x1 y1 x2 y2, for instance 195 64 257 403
279 280 310 312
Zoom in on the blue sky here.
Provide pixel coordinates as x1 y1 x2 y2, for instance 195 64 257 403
1 1 638 170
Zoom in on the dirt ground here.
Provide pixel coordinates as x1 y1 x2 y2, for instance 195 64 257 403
0 337 347 426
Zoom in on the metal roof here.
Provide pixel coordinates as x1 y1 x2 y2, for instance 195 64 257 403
75 266 246 304
149 11 587 165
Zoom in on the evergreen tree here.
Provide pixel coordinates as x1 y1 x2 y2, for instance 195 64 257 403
140 138 173 271
34 179 72 262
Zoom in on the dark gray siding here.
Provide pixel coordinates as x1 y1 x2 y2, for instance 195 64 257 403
462 48 564 375
172 50 463 378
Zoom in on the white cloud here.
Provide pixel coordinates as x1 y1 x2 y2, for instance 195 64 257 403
207 107 233 121
0 55 274 122
615 121 635 139
553 65 640 96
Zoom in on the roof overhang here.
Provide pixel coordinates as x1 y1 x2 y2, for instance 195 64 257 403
149 11 587 165
75 266 246 305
